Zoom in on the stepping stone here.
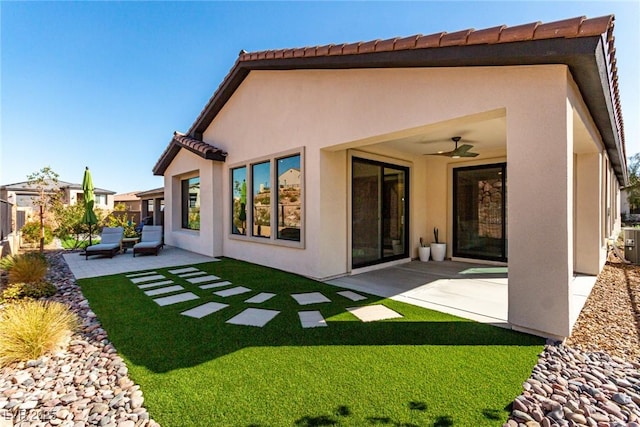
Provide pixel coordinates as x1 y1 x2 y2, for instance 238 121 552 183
126 271 157 278
138 280 174 289
291 292 331 305
214 286 251 297
199 281 232 290
179 271 207 278
181 302 229 319
337 290 367 302
188 275 221 284
226 308 280 327
245 292 276 304
153 292 199 307
347 305 403 322
130 274 165 284
144 285 184 297
168 267 198 274
299 311 327 328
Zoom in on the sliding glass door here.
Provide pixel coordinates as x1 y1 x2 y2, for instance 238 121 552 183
453 163 507 261
352 158 409 268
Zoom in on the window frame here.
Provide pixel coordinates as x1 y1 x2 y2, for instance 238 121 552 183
181 176 201 231
228 147 304 249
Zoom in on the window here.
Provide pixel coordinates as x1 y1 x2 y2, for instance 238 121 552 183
252 162 271 238
182 176 200 230
230 149 303 246
95 194 106 205
231 167 247 235
277 154 301 241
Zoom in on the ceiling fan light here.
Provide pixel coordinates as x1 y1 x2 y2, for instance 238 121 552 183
452 155 461 159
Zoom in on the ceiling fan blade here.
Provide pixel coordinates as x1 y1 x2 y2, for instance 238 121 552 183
424 150 455 156
459 151 479 157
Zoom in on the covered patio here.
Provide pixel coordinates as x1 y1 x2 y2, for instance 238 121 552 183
326 260 597 335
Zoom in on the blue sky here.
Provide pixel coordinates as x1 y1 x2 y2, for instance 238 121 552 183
1 1 638 194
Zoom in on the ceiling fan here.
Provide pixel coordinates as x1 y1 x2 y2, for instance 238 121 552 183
425 136 479 158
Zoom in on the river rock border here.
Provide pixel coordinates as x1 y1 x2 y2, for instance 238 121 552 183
0 251 159 427
505 343 640 427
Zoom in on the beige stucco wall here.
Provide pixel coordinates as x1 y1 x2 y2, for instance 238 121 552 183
163 149 222 257
163 64 621 339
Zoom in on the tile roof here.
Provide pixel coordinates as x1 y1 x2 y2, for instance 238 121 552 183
237 16 613 61
153 132 227 176
170 14 625 182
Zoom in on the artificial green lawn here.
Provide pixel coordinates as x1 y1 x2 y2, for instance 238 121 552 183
78 258 543 426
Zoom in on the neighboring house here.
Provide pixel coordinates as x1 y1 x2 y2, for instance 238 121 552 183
0 179 115 226
136 187 165 227
114 192 142 212
153 15 627 340
0 179 116 254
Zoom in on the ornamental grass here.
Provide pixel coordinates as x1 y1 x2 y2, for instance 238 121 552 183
0 300 78 367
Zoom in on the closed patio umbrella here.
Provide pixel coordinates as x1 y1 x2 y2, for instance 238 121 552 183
81 167 98 247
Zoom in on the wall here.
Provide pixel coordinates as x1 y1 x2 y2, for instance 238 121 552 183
163 149 222 257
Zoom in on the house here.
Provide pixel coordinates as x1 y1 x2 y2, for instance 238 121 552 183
0 179 115 228
0 179 116 254
114 192 142 212
136 187 165 227
153 15 627 340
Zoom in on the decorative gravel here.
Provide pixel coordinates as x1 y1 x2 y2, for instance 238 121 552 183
505 259 640 427
0 251 159 427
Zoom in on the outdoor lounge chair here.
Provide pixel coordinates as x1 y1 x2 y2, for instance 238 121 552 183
133 225 163 257
85 227 124 260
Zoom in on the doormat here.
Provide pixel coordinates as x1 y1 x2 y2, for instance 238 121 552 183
459 267 508 274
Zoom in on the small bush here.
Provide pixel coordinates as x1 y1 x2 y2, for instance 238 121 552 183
21 221 54 245
0 300 78 367
8 255 48 284
0 255 18 272
1 281 57 302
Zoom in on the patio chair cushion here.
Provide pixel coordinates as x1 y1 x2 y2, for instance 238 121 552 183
85 227 124 260
133 226 163 257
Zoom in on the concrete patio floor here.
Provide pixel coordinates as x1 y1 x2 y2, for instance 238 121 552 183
63 246 218 279
325 260 597 332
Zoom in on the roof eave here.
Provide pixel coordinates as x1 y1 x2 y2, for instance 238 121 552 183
187 36 626 183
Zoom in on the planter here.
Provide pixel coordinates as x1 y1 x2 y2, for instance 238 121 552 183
430 243 446 261
418 246 431 262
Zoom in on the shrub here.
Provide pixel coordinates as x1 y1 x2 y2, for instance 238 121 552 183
21 221 54 245
0 255 18 272
8 254 48 284
0 300 78 367
1 281 57 302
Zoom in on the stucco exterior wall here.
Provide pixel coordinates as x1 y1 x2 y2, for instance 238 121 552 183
156 64 621 339
163 149 222 257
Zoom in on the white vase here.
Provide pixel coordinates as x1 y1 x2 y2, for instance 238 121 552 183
418 246 430 261
430 243 446 261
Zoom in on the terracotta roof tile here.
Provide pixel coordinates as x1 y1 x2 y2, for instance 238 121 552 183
394 35 419 50
578 15 613 37
375 38 397 52
304 47 317 57
329 44 345 56
342 42 361 55
467 25 505 45
415 33 444 48
293 48 306 58
153 132 227 176
440 29 473 47
498 21 540 42
316 44 332 56
358 40 379 54
534 16 585 40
